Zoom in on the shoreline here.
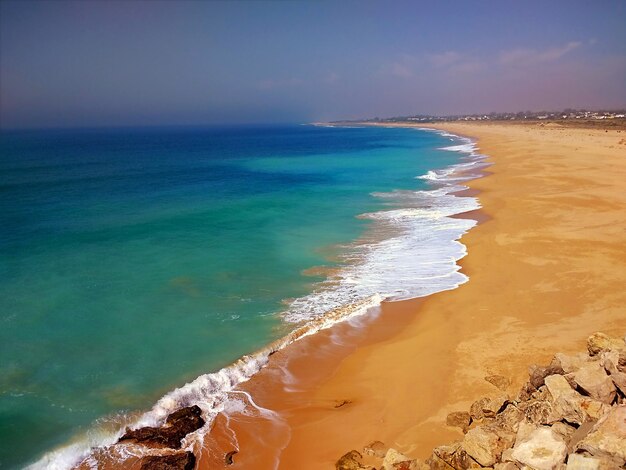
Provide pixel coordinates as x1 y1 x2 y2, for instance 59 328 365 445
69 121 626 469
62 126 482 469
203 121 626 468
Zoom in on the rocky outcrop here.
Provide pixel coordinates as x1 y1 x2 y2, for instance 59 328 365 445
336 450 366 470
336 332 626 470
139 451 196 470
119 405 205 449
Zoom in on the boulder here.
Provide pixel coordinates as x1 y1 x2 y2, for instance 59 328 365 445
447 411 472 433
363 440 388 458
519 398 554 425
494 463 519 470
565 453 600 469
567 421 597 453
485 375 511 391
139 451 196 470
382 448 418 470
431 443 482 469
493 404 524 433
517 381 537 402
574 363 617 404
587 333 626 364
336 450 364 470
119 405 205 449
544 375 609 424
462 424 513 467
470 395 508 421
529 362 565 389
511 426 567 470
552 422 577 441
554 353 590 374
576 405 626 466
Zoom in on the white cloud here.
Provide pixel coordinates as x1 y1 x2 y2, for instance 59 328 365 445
500 41 582 66
428 51 461 67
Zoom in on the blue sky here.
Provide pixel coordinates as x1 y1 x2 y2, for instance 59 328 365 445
1 0 625 128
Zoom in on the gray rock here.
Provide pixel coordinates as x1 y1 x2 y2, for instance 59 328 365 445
574 363 617 404
511 426 567 470
576 405 626 466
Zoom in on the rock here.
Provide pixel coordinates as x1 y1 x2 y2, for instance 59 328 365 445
565 453 597 469
336 450 364 470
224 450 237 465
519 397 554 425
574 363 617 404
493 404 524 433
447 411 472 433
485 375 511 391
494 463 519 470
552 422 577 441
431 443 482 469
567 421 597 453
544 375 610 424
463 424 514 467
554 353 590 374
470 395 508 421
517 381 537 402
587 333 626 364
119 405 205 449
598 351 621 374
511 426 567 470
529 362 565 389
139 451 196 470
382 448 417 470
609 370 626 396
576 405 626 466
363 440 388 458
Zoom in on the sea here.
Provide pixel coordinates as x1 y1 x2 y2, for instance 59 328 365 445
0 124 486 469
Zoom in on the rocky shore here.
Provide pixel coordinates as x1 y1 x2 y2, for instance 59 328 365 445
336 332 626 470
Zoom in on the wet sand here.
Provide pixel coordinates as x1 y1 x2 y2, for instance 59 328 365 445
200 122 626 468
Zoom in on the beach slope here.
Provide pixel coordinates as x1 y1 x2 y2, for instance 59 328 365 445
251 122 626 468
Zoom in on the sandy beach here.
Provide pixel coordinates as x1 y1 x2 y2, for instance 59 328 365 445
197 121 626 469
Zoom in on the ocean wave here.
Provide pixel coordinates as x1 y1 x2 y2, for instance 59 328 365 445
30 129 487 469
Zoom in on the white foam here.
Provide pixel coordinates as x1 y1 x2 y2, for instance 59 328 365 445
284 131 486 323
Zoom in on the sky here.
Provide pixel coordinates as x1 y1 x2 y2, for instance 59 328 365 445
1 0 625 129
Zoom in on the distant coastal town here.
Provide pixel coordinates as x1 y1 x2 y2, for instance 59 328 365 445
349 108 626 124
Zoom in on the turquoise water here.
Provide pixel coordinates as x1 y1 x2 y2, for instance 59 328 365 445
0 125 465 468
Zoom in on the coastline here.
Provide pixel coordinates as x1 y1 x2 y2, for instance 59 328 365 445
67 121 626 469
58 126 481 469
203 121 626 468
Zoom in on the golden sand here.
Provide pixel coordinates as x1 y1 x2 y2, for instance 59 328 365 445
198 122 626 469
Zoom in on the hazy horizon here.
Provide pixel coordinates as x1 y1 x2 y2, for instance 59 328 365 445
1 0 625 129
